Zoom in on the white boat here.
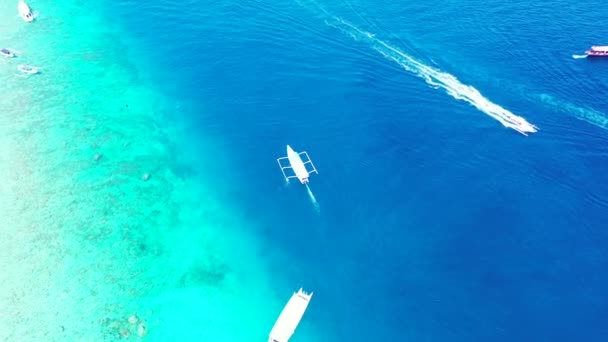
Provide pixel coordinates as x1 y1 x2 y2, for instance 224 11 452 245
504 115 538 136
586 45 608 57
276 145 318 184
268 288 313 342
18 0 35 22
1 48 16 58
17 64 40 74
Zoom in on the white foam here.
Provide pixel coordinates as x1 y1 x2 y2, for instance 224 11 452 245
328 18 538 135
305 184 320 212
537 93 608 129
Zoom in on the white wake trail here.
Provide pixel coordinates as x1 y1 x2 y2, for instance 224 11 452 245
305 184 320 212
327 18 538 136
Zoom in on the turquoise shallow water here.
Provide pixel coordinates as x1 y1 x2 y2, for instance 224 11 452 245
2 0 608 341
1 1 324 341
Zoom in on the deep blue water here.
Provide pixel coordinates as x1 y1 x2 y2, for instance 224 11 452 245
108 0 607 340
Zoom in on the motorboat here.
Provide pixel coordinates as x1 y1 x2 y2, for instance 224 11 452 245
585 46 608 57
1 48 16 58
17 64 40 74
505 115 538 136
18 0 35 22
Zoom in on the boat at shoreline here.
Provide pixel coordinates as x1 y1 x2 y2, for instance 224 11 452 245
17 64 40 74
1 48 16 58
585 45 608 57
18 0 35 22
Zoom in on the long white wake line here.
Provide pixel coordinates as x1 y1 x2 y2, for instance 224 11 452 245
305 184 320 212
327 18 539 136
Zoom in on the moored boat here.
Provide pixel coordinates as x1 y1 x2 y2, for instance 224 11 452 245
1 48 16 58
585 45 608 57
18 0 34 22
17 64 40 74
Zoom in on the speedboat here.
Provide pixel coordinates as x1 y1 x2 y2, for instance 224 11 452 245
504 115 538 136
17 64 40 74
1 48 16 58
585 45 608 57
18 0 34 22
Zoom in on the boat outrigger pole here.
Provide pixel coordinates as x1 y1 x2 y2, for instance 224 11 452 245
277 145 318 184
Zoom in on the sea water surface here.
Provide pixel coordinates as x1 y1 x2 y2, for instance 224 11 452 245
1 0 608 341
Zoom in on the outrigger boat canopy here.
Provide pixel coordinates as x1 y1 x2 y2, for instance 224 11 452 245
277 145 318 184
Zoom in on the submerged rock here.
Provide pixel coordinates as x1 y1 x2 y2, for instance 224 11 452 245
138 323 147 337
119 328 130 338
94 153 102 161
128 314 138 325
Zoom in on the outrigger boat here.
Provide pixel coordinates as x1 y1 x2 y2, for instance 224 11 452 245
277 145 318 184
18 0 35 22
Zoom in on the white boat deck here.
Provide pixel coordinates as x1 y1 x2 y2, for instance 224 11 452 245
268 288 313 342
287 145 309 182
591 45 608 52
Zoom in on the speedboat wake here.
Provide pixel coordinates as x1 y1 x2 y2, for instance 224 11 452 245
328 17 538 135
325 17 538 136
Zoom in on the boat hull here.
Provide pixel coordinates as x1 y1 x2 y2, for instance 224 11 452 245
586 53 608 57
1 49 15 58
286 145 309 184
18 1 34 22
268 288 313 342
586 46 608 57
18 65 39 74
